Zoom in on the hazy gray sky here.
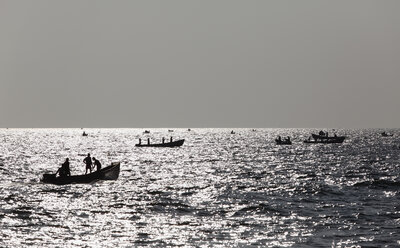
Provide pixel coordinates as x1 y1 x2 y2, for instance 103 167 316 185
1 1 399 128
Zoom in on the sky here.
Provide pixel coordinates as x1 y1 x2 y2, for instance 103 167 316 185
1 0 400 128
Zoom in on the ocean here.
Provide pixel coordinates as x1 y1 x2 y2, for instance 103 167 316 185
0 128 399 247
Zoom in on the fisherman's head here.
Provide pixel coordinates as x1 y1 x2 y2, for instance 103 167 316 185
87 153 90 157
66 158 69 161
92 157 96 161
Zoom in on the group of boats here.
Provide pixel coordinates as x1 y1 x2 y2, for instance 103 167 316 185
42 131 185 185
276 131 346 145
276 130 395 145
44 129 395 185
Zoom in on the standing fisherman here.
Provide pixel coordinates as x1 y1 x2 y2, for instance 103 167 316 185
83 153 93 174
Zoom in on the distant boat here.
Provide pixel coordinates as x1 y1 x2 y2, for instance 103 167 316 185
82 132 88 136
231 130 235 134
41 162 120 185
135 139 185 147
187 128 191 131
143 130 150 134
381 132 393 137
275 138 292 145
168 130 174 132
304 133 346 144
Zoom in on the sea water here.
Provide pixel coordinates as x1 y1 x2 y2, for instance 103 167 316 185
0 128 399 247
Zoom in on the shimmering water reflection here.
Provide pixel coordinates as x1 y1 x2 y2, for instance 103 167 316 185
0 128 399 247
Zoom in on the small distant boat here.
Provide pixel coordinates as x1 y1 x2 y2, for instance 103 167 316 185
82 132 88 136
135 139 185 147
41 162 120 185
143 130 150 134
381 132 393 137
231 130 235 134
168 129 174 132
304 133 346 144
187 128 191 131
275 138 292 145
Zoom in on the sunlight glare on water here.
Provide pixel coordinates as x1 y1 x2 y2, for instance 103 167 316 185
0 128 399 247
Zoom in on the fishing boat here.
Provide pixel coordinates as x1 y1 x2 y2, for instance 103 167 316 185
82 132 88 136
275 139 292 145
41 162 120 185
135 139 185 147
143 130 150 134
381 132 393 137
304 133 346 144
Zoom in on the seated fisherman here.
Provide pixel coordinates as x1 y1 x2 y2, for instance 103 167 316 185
56 158 71 177
92 157 102 171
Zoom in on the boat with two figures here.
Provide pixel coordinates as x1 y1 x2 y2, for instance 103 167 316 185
41 162 120 185
381 132 393 137
135 138 184 148
304 131 346 144
275 136 292 145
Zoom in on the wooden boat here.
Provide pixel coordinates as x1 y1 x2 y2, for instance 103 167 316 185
82 132 88 136
304 134 345 144
143 130 150 134
304 139 344 144
311 134 345 140
381 132 393 137
41 162 120 185
275 139 292 145
135 139 185 147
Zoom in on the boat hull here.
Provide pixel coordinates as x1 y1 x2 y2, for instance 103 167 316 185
311 134 345 140
41 162 120 185
304 139 344 144
275 139 292 145
135 139 184 147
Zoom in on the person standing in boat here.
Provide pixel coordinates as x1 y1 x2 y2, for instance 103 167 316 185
170 137 173 143
92 157 102 171
83 153 93 174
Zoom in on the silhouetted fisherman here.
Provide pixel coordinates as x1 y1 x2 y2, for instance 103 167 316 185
56 158 71 177
170 137 173 142
286 136 291 142
83 153 93 174
162 137 165 144
147 138 150 144
92 157 102 171
277 136 282 142
138 138 142 145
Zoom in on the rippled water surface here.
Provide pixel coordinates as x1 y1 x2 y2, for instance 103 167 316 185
0 128 400 247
